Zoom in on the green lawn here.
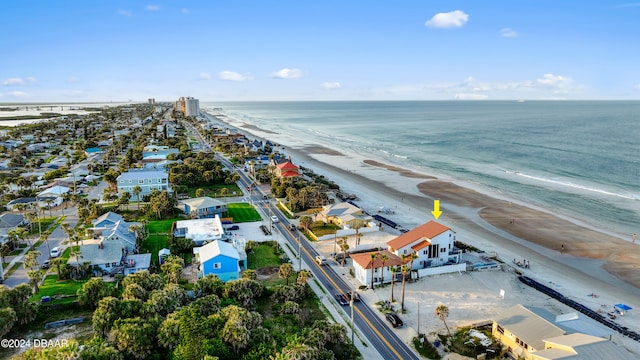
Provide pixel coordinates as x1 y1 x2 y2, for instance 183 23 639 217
247 242 282 269
29 274 85 304
310 221 341 237
225 203 262 223
143 217 181 266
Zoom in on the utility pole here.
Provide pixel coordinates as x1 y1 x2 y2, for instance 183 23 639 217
298 232 302 272
350 297 355 344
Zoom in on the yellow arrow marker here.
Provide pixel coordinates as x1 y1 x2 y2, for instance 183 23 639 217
432 199 442 219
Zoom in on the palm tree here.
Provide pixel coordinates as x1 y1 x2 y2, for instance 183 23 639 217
339 238 350 266
370 252 379 290
279 263 294 286
296 269 312 286
133 185 142 210
299 216 312 232
380 252 388 287
409 252 418 280
390 265 398 302
400 254 410 311
435 304 451 337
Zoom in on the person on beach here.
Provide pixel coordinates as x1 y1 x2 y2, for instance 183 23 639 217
561 244 565 254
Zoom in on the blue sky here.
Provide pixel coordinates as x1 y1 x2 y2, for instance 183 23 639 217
1 1 640 102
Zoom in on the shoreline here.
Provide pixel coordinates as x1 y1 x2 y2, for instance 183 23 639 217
202 109 640 301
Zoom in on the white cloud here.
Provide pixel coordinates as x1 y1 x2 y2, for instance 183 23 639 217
634 84 640 91
118 9 132 17
2 77 36 86
198 72 212 80
146 5 159 11
270 68 304 79
320 82 342 90
425 10 469 29
65 76 79 84
180 8 189 14
500 28 519 37
454 93 489 100
218 71 253 81
0 91 29 98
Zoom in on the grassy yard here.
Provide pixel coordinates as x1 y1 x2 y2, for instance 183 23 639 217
247 241 282 269
225 203 262 223
29 274 85 304
143 217 181 266
310 221 341 237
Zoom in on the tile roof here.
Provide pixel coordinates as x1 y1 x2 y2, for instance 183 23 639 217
350 250 403 270
387 221 451 250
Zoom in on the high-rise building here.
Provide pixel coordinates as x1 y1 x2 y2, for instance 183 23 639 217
148 98 156 104
175 96 199 117
185 97 199 117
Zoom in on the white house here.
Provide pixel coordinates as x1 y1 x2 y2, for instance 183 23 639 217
173 216 225 246
116 169 170 196
350 250 403 287
386 221 460 269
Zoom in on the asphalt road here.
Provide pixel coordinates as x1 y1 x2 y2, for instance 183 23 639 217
188 119 420 360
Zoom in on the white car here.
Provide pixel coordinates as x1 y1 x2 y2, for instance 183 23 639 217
50 247 61 258
315 255 327 265
271 216 279 223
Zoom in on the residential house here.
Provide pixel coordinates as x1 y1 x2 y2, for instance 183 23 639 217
0 213 27 245
386 221 460 269
37 185 70 198
194 240 243 281
116 169 170 196
7 196 61 211
173 216 224 246
272 157 300 179
350 250 403 287
123 253 152 275
321 202 372 229
68 240 150 276
493 304 632 359
178 197 227 219
89 212 140 252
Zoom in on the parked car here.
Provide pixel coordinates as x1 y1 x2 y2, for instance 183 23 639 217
50 247 61 258
315 255 327 265
386 313 404 328
41 260 50 269
271 215 279 223
228 225 240 230
335 293 349 306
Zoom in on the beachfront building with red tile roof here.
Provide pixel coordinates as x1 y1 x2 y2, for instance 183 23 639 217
272 156 300 179
386 220 460 270
350 250 403 287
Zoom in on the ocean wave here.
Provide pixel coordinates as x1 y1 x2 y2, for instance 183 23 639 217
507 171 639 201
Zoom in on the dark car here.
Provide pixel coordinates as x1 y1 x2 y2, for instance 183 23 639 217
335 293 349 306
228 225 240 230
386 313 404 328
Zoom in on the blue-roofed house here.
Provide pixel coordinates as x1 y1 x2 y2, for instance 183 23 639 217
194 240 242 281
116 169 170 196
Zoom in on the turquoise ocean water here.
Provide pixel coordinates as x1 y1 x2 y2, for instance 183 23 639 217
202 101 640 238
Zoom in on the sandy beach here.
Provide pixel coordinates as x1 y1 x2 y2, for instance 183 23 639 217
204 111 640 356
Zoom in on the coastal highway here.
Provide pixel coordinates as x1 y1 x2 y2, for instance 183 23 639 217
260 198 420 360
185 118 420 360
